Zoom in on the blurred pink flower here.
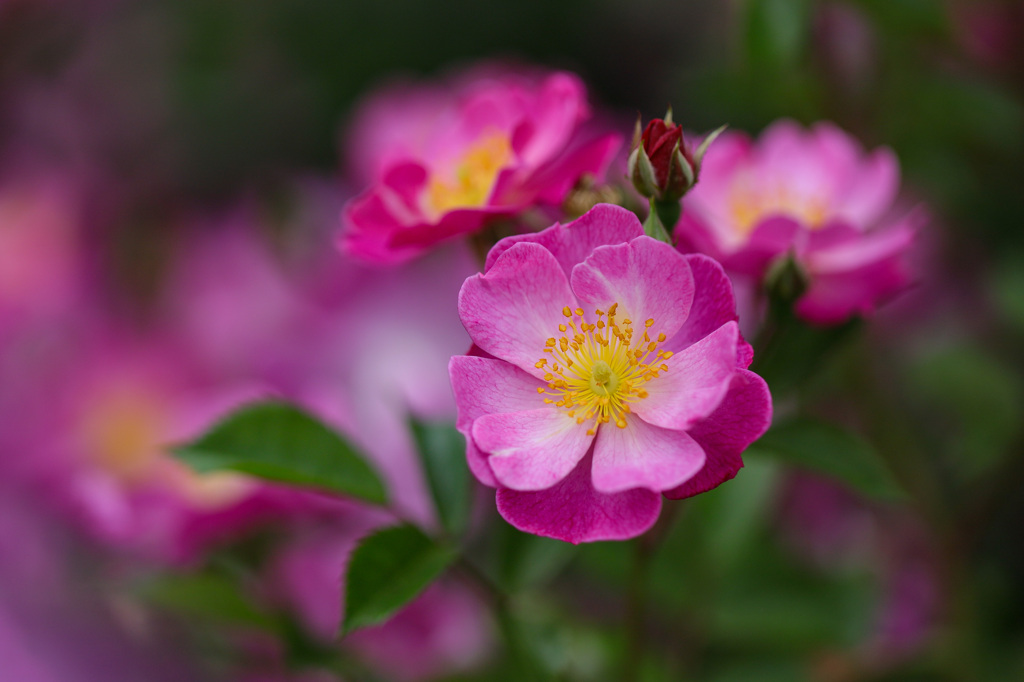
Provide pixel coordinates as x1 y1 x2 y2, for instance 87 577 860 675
677 120 921 324
0 174 85 335
164 197 477 528
450 204 772 543
340 66 621 264
7 328 275 563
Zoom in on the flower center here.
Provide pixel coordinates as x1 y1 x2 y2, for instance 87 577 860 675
536 303 673 435
729 181 829 235
81 391 166 483
425 130 512 215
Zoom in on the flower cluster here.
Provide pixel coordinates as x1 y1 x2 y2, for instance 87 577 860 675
0 44 940 681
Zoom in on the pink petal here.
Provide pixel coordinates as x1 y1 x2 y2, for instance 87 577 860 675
472 408 593 491
524 133 623 205
721 216 801 276
449 356 547 487
665 368 772 499
496 450 662 544
340 189 411 265
804 218 916 274
632 322 739 430
514 72 588 168
667 254 740 351
484 204 643 276
459 242 577 378
570 237 695 342
591 415 706 494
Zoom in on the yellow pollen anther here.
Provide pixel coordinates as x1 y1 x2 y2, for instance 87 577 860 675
645 319 655 328
534 302 667 436
658 333 666 342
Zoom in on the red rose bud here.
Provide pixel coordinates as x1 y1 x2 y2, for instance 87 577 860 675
627 111 726 202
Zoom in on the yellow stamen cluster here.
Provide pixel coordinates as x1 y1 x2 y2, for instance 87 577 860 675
536 303 673 436
729 181 829 235
426 130 512 215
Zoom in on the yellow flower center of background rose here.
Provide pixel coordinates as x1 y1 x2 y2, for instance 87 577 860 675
425 130 512 215
536 303 673 435
728 182 829 235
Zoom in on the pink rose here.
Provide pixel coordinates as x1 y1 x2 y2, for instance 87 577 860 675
676 120 920 324
450 204 772 543
340 66 621 264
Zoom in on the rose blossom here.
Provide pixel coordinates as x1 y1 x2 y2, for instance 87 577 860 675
450 204 772 543
340 66 621 264
676 120 920 324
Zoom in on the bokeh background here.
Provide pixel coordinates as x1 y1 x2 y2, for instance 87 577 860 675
2 0 1024 680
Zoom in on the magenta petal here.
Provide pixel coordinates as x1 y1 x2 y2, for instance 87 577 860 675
496 450 662 544
526 133 623 205
473 408 593 491
459 242 577 378
591 416 706 494
664 368 772 499
797 218 917 323
570 236 695 341
723 216 802 276
449 356 546 487
484 204 643 276
633 322 739 430
514 72 587 167
667 254 739 348
666 253 752 368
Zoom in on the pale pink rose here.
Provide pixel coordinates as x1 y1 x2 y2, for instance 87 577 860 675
451 204 772 543
340 66 621 264
677 120 921 324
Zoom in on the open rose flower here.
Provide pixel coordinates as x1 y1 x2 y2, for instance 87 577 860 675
676 120 921 324
340 67 621 264
450 204 772 543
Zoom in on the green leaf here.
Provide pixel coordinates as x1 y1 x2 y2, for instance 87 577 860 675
409 418 470 536
144 572 276 631
343 524 457 633
173 401 387 505
749 418 904 500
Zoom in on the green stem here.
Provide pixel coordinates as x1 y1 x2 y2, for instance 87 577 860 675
653 199 681 237
642 198 673 244
455 557 551 680
623 500 685 679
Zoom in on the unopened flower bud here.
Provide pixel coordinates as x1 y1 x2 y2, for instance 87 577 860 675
627 110 725 202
